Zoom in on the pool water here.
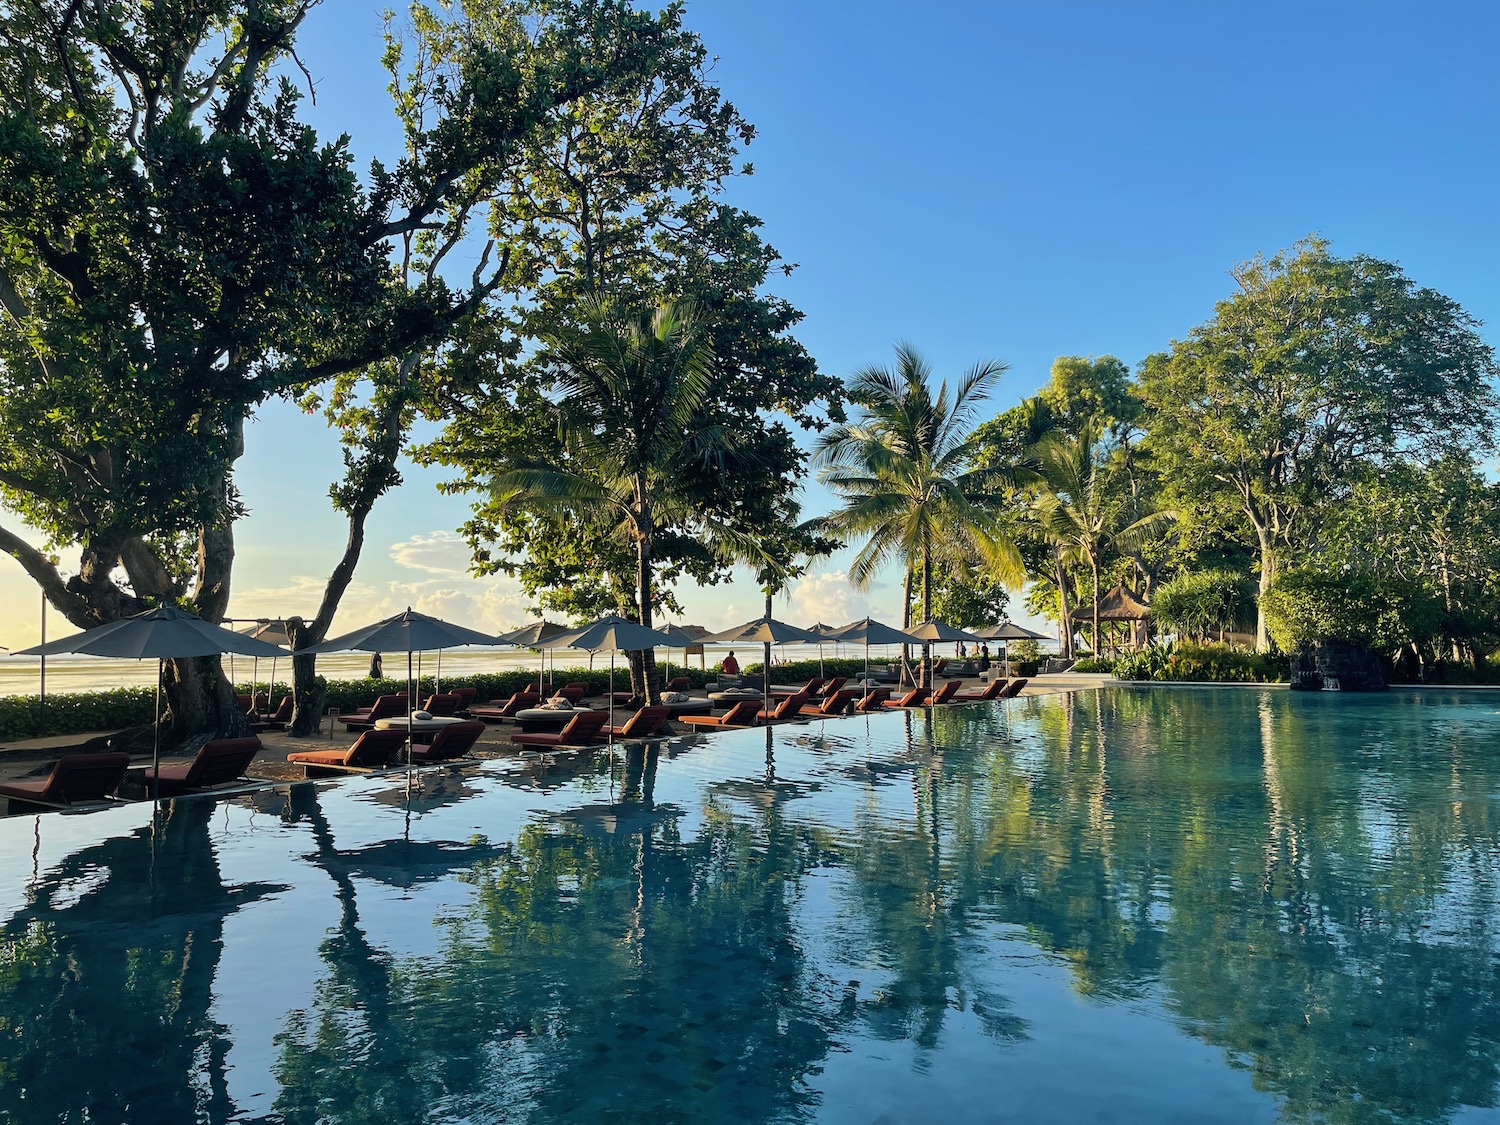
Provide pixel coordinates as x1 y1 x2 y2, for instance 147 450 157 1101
2 688 1498 1124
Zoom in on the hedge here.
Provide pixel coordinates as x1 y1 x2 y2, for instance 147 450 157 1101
1112 642 1287 683
0 687 158 742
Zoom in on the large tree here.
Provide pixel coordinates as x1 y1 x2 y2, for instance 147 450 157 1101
814 344 1024 687
1138 238 1499 649
417 0 841 632
0 0 690 737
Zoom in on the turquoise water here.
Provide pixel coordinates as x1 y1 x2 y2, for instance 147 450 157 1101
1 688 1498 1124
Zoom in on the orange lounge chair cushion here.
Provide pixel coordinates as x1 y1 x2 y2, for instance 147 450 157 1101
143 737 261 796
288 728 408 770
409 721 486 761
0 752 132 806
512 712 609 748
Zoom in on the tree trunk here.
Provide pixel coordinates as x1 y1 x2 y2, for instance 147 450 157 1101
1255 528 1277 653
901 565 914 673
635 499 660 705
763 589 774 701
920 540 933 690
1091 557 1101 656
1053 548 1075 660
286 616 328 736
163 655 250 744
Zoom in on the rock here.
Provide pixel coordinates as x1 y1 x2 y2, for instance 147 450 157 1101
1288 639 1386 692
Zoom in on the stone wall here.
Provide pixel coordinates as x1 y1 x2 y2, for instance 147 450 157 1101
1288 639 1387 692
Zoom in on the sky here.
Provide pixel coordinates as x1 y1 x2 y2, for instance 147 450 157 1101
4 0 1500 651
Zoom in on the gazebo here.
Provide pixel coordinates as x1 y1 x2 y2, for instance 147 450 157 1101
1071 584 1151 654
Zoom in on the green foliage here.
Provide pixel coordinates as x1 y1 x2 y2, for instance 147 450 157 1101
925 572 1011 630
1139 237 1499 645
1071 657 1114 673
740 658 883 681
1261 570 1443 654
0 688 157 742
1150 569 1255 640
1111 642 1286 683
1008 638 1041 663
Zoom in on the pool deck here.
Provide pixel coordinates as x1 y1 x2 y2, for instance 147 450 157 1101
0 674 1088 791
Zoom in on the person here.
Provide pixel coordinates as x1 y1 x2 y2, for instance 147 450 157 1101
369 652 383 679
978 644 991 672
957 641 967 659
721 651 740 677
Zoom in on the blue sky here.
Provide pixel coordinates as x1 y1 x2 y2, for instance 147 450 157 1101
3 0 1498 648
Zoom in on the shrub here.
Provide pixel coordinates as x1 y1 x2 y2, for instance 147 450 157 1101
0 687 158 742
1151 569 1255 640
1112 641 1286 683
1071 656 1114 673
1008 638 1041 664
1261 570 1442 653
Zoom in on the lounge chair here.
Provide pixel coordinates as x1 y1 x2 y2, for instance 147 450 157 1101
799 688 859 717
259 695 293 730
556 682 591 704
770 677 825 699
422 693 463 717
469 691 541 723
929 680 962 704
883 686 931 708
142 737 261 797
999 677 1028 698
286 729 409 777
611 676 691 705
511 711 610 749
681 699 763 730
855 687 893 713
931 659 949 678
603 705 671 740
818 676 848 698
758 691 809 721
408 721 486 762
450 686 478 710
953 679 1006 703
0 752 133 810
337 693 408 731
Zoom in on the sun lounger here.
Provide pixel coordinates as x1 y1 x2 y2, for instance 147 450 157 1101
337 693 408 731
953 679 1006 703
421 693 463 717
759 691 809 721
408 721 486 762
818 676 848 698
884 686 931 708
556 682 591 704
769 677 825 699
450 686 478 710
999 677 1028 697
258 695 293 730
286 729 409 777
603 705 671 740
469 691 541 722
681 699 763 730
0 752 133 810
142 737 261 797
929 680 962 704
511 711 610 749
855 687 893 712
799 688 858 717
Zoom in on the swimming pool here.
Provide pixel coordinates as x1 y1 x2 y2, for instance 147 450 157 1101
2 688 1497 1123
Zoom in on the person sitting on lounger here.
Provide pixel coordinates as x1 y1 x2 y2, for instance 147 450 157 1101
721 651 740 676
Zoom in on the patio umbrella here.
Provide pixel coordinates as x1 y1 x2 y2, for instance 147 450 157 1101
17 606 289 800
701 617 823 702
805 622 844 678
500 619 571 696
977 620 1050 669
827 617 924 686
655 622 707 682
238 620 292 713
299 608 512 762
554 615 676 749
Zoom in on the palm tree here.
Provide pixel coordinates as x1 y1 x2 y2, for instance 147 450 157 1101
488 297 752 701
814 344 1025 687
1029 421 1174 654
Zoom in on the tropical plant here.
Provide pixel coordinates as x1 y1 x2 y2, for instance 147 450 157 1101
485 297 761 700
1150 569 1255 642
814 344 1025 686
1027 421 1174 655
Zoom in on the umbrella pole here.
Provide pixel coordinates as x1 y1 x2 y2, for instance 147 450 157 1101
152 659 163 804
436 649 442 694
406 649 415 768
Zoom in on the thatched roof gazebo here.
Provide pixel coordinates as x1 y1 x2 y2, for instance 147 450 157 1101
1071 584 1151 653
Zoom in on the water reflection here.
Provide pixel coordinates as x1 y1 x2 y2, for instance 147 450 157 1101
0 691 1496 1123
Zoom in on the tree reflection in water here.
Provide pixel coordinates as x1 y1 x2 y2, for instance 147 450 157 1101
1 691 1497 1124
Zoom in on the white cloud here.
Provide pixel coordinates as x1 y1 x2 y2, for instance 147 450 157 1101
388 530 474 575
787 570 867 627
229 571 533 637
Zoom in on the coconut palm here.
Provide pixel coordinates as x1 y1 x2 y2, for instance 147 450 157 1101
814 344 1025 687
1029 420 1175 654
488 297 756 701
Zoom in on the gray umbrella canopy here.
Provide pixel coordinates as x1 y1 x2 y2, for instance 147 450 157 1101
298 608 509 655
702 617 823 646
828 617 921 646
500 620 571 647
556 615 675 652
18 606 288 659
906 619 984 644
978 621 1050 641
